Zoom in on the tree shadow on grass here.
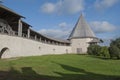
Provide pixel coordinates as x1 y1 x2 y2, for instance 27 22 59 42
0 67 48 80
0 64 120 80
52 62 120 80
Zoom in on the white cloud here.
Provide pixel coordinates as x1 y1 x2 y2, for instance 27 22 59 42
41 0 84 14
39 22 72 39
39 29 71 39
95 0 119 10
41 3 55 14
58 22 67 28
90 21 116 33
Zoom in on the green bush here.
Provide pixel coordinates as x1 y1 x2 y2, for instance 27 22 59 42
87 45 101 56
100 46 110 58
88 45 110 58
87 45 94 55
88 38 120 59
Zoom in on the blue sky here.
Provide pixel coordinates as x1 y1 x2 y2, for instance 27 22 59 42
2 0 120 43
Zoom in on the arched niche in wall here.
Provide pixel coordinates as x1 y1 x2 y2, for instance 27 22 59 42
0 47 10 59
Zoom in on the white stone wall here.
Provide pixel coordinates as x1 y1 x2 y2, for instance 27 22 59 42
70 38 93 54
0 34 72 59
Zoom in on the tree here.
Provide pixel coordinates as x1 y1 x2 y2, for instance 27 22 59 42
109 38 120 59
87 45 101 56
111 38 120 49
100 46 110 58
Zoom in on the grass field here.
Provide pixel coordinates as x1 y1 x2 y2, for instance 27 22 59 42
0 54 120 80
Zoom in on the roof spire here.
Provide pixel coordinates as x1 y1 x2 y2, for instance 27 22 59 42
80 12 83 17
69 13 96 39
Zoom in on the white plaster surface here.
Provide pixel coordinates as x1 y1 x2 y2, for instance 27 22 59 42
71 38 93 54
0 34 95 59
0 34 72 58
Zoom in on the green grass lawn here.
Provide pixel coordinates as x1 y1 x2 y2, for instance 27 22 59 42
0 54 120 80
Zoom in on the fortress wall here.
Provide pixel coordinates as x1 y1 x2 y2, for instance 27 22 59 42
0 34 72 59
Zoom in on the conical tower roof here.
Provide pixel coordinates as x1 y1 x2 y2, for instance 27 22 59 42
69 14 96 39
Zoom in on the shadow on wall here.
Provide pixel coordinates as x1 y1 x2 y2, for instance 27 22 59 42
0 64 120 80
